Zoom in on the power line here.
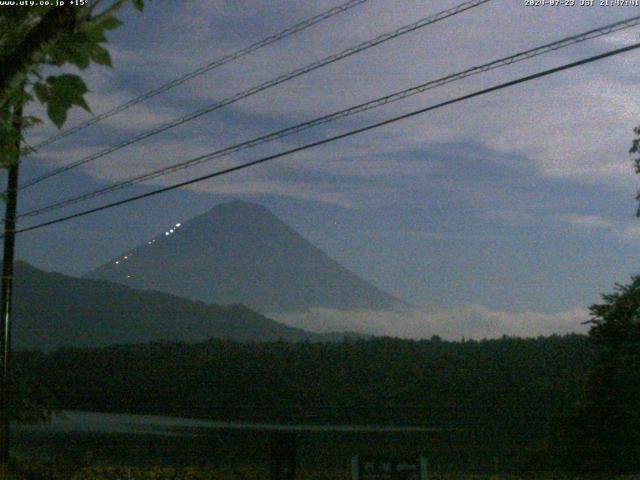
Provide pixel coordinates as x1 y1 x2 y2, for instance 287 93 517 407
29 0 370 151
10 41 640 236
19 0 493 190
17 15 640 220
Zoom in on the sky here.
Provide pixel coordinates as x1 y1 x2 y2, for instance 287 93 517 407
10 0 640 338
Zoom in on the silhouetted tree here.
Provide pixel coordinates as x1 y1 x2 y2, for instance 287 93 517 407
0 0 147 423
584 278 640 473
556 279 640 474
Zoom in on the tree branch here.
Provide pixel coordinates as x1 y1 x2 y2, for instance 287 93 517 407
93 0 128 19
0 7 81 98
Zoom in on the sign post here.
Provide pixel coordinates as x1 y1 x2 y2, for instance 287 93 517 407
270 431 297 480
351 455 428 480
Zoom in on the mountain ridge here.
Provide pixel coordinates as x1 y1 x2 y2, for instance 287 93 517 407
12 261 356 350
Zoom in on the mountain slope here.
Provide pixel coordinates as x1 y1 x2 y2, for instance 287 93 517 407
12 262 324 350
87 201 401 313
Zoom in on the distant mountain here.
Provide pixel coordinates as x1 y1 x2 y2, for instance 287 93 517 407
12 262 333 351
87 201 402 313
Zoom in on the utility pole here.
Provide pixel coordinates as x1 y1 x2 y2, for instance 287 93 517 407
0 99 23 480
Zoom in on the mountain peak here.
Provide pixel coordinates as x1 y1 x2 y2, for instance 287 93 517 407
196 200 278 225
203 200 270 215
212 199 268 210
88 201 401 313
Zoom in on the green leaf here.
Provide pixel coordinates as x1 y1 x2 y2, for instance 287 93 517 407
44 74 91 128
65 44 91 69
47 48 67 67
84 23 107 43
4 85 30 106
89 45 112 67
47 100 67 128
98 16 123 31
132 0 144 11
33 82 49 104
46 33 89 69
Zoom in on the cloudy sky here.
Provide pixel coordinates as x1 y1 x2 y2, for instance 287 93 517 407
11 0 640 338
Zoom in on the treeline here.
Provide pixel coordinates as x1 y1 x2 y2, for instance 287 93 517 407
15 334 593 471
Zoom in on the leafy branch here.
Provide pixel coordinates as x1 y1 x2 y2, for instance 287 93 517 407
0 1 147 168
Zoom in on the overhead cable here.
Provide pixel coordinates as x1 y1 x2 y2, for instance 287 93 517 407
11 40 640 236
18 14 640 219
20 0 492 190
30 0 370 151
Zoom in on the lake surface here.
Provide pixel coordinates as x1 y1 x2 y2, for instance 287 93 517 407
16 410 226 436
15 410 438 436
11 411 444 471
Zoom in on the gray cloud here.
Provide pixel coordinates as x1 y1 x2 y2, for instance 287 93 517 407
26 0 640 198
272 304 589 340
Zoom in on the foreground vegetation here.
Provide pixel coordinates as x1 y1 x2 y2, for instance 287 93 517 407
10 460 640 480
14 335 593 475
9 274 640 477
